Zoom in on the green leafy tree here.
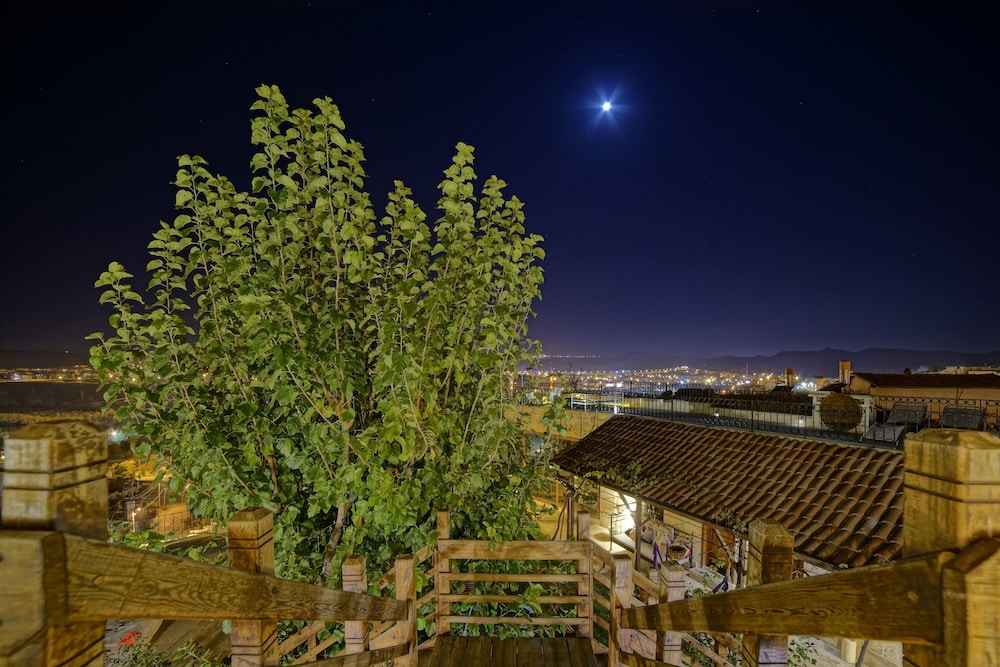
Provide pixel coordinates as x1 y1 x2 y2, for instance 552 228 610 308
90 84 563 584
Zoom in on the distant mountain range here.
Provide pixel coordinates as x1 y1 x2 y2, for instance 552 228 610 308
535 348 1000 378
0 349 91 369
4 347 999 379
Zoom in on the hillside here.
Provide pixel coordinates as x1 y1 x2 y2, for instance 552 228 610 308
535 348 1000 376
0 381 104 413
6 346 1000 380
0 349 90 368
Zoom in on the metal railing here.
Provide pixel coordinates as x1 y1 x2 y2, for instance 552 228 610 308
557 382 1000 448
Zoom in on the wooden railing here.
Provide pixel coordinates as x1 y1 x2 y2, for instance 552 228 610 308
433 510 593 637
277 546 435 663
583 511 739 666
2 421 997 666
0 421 416 666
604 428 1000 667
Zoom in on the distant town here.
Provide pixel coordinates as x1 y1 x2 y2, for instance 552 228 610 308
524 365 819 393
0 364 97 383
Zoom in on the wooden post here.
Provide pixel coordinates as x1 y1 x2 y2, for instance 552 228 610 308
435 510 451 638
0 420 108 666
576 515 594 640
577 509 591 542
228 507 279 667
608 551 634 667
566 485 577 540
656 563 686 665
902 429 1000 667
740 519 793 667
342 556 368 655
942 539 1000 666
395 554 417 666
634 499 643 572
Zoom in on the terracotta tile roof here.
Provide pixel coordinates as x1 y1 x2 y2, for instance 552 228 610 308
853 372 1000 389
551 415 904 569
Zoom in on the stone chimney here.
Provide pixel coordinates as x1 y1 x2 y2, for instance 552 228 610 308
839 360 851 385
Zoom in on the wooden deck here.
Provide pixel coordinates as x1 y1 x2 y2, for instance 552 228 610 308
425 636 600 666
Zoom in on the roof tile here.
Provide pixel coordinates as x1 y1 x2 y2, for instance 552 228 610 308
853 372 1000 389
551 415 905 569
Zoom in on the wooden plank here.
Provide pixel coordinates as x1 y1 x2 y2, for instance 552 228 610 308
487 637 503 666
292 629 344 664
680 633 730 667
307 641 410 667
566 637 599 667
59 532 407 622
516 637 542 667
492 635 517 666
440 572 587 584
464 636 492 667
618 653 674 667
694 629 740 653
438 539 592 561
438 616 587 627
374 545 432 590
394 553 418 666
622 550 952 644
440 594 588 605
433 635 466 666
423 636 598 667
424 635 599 667
943 539 1000 667
277 620 325 656
0 531 67 655
542 637 571 666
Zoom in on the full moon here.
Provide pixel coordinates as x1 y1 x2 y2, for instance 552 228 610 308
602 101 612 112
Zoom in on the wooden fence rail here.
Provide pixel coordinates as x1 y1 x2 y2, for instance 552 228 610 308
434 509 594 636
2 421 997 666
0 420 417 667
608 428 1000 667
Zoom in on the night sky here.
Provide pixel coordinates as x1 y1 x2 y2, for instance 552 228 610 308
3 3 998 359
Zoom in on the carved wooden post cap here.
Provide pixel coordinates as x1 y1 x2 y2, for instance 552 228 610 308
2 420 108 538
904 429 1000 557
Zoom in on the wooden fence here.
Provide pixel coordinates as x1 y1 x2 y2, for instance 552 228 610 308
0 420 416 667
2 421 997 666
609 428 1000 667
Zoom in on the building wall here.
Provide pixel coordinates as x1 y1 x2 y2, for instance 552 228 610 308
509 404 614 442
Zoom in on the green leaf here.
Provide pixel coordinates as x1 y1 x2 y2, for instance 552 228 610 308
276 385 295 407
93 84 551 586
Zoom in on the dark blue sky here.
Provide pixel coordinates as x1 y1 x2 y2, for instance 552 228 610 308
2 3 997 359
